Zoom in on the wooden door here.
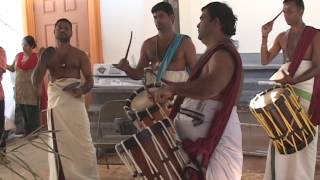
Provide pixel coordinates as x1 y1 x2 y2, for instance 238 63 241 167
33 0 89 53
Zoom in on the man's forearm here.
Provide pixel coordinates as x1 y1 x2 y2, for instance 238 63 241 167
32 67 45 89
169 81 215 100
80 78 93 94
123 66 144 80
292 66 320 84
261 36 270 65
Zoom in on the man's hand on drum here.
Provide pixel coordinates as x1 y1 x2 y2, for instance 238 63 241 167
114 58 130 71
149 86 174 105
274 70 295 84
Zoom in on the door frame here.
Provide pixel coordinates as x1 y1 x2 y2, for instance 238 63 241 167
22 0 103 64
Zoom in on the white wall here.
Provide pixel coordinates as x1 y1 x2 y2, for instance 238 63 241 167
179 0 320 53
0 1 24 63
100 0 161 65
0 0 24 117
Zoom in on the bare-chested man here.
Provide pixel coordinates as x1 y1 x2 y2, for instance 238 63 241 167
32 18 99 180
261 0 320 179
151 2 243 179
115 2 197 83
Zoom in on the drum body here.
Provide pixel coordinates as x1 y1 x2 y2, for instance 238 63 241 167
249 85 316 154
124 84 171 130
115 119 187 180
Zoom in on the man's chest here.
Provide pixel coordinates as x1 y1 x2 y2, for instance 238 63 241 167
281 34 312 61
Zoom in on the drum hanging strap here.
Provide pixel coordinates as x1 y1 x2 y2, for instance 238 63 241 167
271 143 276 180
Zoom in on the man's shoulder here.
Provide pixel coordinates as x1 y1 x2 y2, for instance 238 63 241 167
144 35 157 44
67 46 87 60
72 46 86 55
41 47 56 61
277 31 287 38
312 30 320 44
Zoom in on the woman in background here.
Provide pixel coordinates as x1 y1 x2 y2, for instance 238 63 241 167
7 36 41 135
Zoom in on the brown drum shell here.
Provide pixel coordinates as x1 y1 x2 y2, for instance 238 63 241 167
125 84 171 128
250 86 315 154
116 119 183 179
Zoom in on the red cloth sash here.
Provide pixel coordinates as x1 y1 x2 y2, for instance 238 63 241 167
16 52 38 70
170 43 243 178
287 26 320 125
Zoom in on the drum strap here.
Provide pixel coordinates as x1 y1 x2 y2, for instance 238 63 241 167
287 26 320 125
156 34 185 82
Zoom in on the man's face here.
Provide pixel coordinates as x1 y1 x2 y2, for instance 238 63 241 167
54 21 72 43
283 2 303 26
153 11 174 31
197 9 212 41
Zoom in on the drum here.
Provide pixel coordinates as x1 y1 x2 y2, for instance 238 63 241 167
124 83 171 130
249 84 316 154
115 118 187 180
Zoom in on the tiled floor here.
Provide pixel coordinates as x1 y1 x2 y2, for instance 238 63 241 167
0 136 319 180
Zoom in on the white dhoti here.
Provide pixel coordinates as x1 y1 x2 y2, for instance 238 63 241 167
174 98 243 180
162 70 189 82
47 78 99 180
264 61 319 180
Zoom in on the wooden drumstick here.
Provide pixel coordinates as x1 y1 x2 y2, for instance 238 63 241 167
271 10 283 22
124 31 133 60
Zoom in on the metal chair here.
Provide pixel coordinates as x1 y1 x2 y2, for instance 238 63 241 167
93 100 135 168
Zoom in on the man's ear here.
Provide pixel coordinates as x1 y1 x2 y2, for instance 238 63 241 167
212 17 220 26
170 15 175 24
299 9 304 16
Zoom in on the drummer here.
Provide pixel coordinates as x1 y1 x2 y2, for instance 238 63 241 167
114 2 197 83
151 2 243 179
260 0 320 179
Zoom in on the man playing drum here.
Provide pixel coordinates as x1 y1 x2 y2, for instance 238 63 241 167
261 0 320 179
151 2 243 179
114 2 197 83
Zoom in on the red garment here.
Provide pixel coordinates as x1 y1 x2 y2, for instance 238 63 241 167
0 47 6 71
0 47 6 100
170 43 243 177
16 52 38 70
16 52 48 110
287 26 320 125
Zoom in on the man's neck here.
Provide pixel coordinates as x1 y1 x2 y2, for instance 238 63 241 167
205 34 231 50
290 21 306 33
56 42 71 49
158 30 175 39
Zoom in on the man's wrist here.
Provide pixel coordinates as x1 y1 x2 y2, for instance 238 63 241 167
167 85 176 96
261 44 268 48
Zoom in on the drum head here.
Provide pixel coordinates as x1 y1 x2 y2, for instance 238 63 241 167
131 87 158 112
250 87 285 109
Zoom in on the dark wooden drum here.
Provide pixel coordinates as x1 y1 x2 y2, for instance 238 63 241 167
249 84 316 154
115 119 187 180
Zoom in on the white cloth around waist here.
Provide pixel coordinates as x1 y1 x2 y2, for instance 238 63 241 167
47 78 84 109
